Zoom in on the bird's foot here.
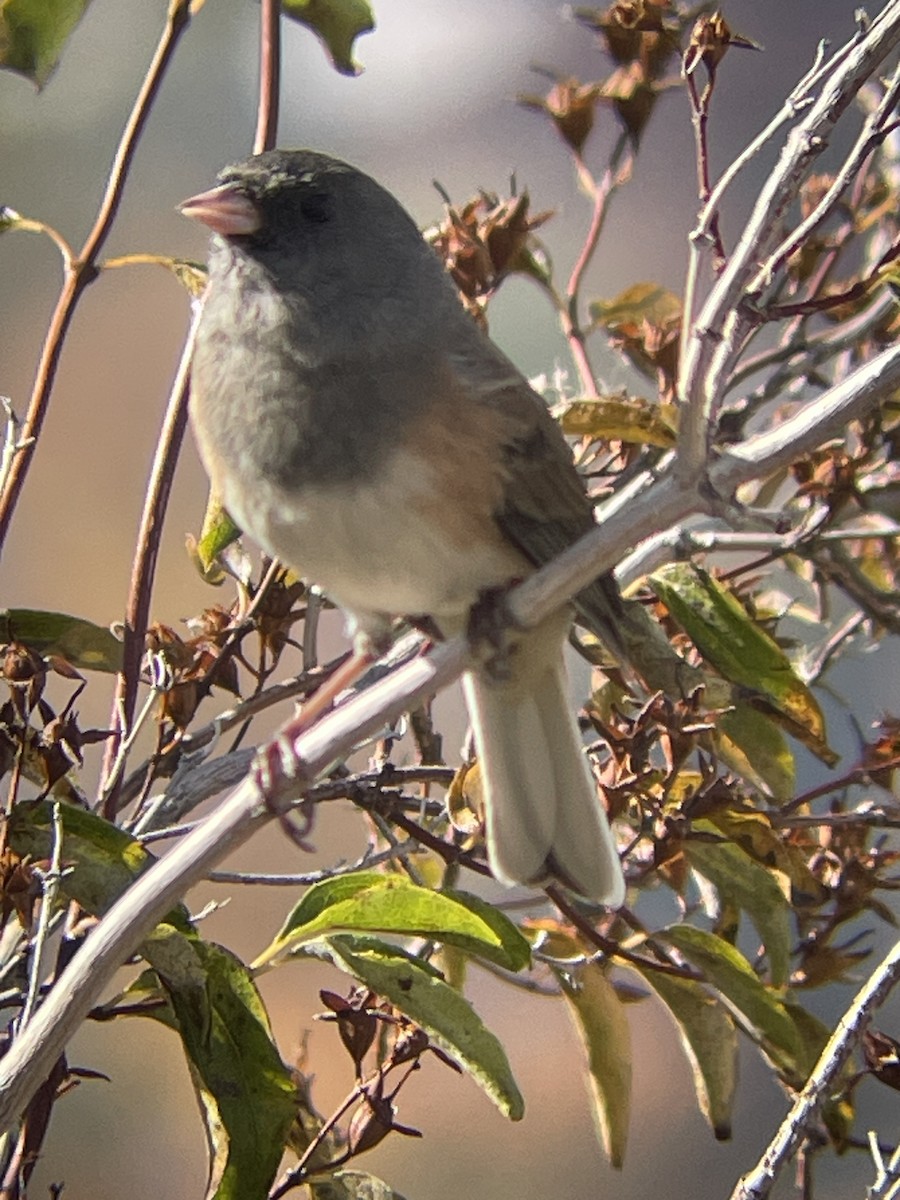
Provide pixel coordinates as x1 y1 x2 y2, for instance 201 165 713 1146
252 645 377 815
467 584 522 682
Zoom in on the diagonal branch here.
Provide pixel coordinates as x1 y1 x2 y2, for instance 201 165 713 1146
0 335 898 1134
677 3 900 485
730 933 900 1200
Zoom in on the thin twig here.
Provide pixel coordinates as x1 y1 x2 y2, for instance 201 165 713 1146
547 886 698 978
677 7 900 485
0 0 194 551
800 611 867 684
16 802 64 1032
750 61 900 297
2 216 74 269
677 39 828 405
761 236 900 319
115 653 354 816
560 136 629 398
254 0 281 154
684 63 726 268
730 934 900 1200
99 315 198 814
775 808 900 831
514 339 900 630
206 838 424 886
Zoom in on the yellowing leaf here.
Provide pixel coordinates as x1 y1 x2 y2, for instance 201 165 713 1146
522 919 586 963
650 563 837 766
446 759 483 835
556 962 631 1168
632 967 736 1139
718 704 795 801
282 0 374 75
591 283 682 330
709 809 828 907
557 395 677 447
661 926 803 1074
311 1171 409 1200
589 283 681 386
7 799 192 927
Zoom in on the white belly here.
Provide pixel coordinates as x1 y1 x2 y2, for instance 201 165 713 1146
223 446 526 626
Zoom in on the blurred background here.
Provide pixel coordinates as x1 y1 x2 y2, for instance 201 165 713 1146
2 1 899 1197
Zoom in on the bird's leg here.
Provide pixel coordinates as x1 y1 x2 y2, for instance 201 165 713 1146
253 643 378 814
466 584 523 682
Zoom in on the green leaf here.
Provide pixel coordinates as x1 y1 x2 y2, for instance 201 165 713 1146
590 282 681 331
281 0 374 75
0 0 91 87
142 929 297 1200
9 808 294 1196
661 926 802 1070
308 933 524 1120
7 799 191 928
717 704 795 801
685 826 792 986
310 1171 409 1200
649 563 837 766
0 608 122 672
256 871 531 972
191 491 242 580
632 967 736 1139
555 962 631 1168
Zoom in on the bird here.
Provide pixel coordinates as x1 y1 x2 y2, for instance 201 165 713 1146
180 148 625 906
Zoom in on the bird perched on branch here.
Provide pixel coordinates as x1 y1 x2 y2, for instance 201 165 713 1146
181 149 625 905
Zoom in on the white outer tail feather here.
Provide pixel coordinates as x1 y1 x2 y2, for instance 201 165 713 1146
462 643 625 906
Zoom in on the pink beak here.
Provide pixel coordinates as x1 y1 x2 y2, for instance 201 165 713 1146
178 183 262 236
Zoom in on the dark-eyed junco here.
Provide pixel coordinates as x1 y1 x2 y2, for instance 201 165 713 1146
180 149 625 905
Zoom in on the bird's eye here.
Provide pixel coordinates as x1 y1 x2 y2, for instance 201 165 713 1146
298 192 333 223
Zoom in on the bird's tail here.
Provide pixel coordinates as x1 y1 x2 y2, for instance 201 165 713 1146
461 617 624 905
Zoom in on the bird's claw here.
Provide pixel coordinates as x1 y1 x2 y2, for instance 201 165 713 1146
253 734 316 849
467 585 521 682
253 732 300 806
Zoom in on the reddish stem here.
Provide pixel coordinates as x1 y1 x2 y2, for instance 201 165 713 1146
562 140 630 397
254 0 281 154
0 0 194 551
686 67 727 269
99 330 195 812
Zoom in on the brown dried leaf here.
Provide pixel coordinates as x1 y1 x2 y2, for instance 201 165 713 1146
520 77 603 153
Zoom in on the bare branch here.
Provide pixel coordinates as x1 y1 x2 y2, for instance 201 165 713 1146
730 935 900 1200
99 315 197 811
1 322 898 1129
0 0 194 550
677 5 900 484
751 60 900 295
